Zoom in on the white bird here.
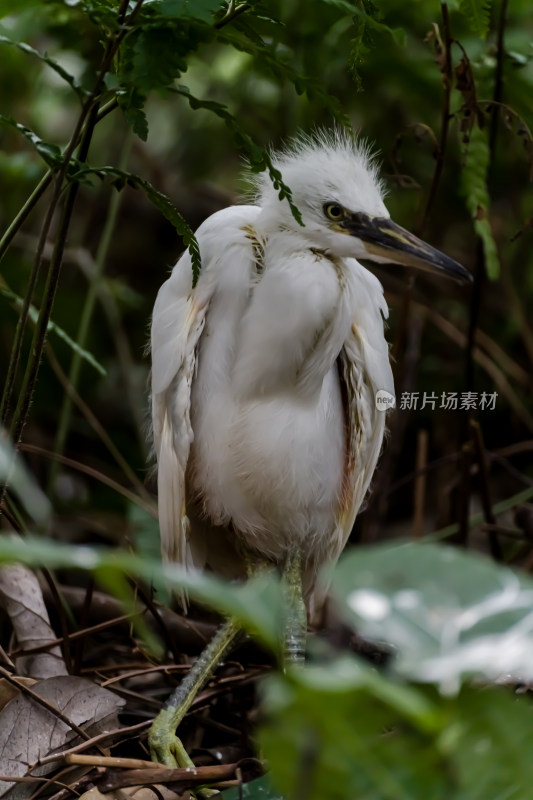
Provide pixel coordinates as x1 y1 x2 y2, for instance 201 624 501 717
148 130 471 767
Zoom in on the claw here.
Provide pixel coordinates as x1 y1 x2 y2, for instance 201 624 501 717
149 711 219 797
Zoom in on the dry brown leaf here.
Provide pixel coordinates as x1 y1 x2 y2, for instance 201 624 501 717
77 785 188 800
0 565 67 679
0 678 36 712
0 676 125 800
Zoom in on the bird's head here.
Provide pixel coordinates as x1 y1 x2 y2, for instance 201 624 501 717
255 130 472 284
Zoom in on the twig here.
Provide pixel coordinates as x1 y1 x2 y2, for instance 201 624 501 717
65 755 160 769
36 721 151 767
97 760 260 792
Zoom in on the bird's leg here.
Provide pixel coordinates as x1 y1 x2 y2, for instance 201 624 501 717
282 545 307 665
149 617 242 772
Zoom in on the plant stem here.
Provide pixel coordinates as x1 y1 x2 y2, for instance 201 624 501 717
0 173 54 426
3 0 146 454
418 3 452 234
48 131 134 495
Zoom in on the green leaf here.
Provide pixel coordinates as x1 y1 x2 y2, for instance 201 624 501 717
348 1 406 90
260 661 533 800
459 0 491 38
460 124 499 279
66 164 202 284
0 536 284 652
116 87 149 141
118 18 211 95
332 542 533 691
0 35 87 98
449 687 533 800
0 287 107 376
0 115 63 170
259 658 448 800
130 26 189 91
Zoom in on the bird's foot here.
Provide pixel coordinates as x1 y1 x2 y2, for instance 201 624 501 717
149 708 219 797
149 707 192 767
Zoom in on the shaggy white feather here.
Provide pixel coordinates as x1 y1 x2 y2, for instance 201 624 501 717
151 131 394 613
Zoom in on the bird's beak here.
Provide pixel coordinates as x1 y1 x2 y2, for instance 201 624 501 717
343 213 472 284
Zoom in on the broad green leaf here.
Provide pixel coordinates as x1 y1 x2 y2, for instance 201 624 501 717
260 662 533 800
0 287 107 376
332 542 533 691
259 658 449 800
450 687 533 800
0 536 284 652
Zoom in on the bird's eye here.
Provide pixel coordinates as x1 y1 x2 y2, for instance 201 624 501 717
324 203 344 221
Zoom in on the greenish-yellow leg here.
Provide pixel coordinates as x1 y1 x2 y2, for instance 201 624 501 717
149 617 242 776
283 546 307 665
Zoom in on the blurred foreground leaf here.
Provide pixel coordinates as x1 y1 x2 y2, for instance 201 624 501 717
0 435 51 524
259 656 533 800
0 536 283 652
332 542 533 691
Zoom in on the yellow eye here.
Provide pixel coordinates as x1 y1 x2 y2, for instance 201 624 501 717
324 202 344 221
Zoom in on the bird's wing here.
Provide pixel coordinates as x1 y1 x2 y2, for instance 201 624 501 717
151 204 262 570
337 330 385 538
151 248 209 567
337 262 394 544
